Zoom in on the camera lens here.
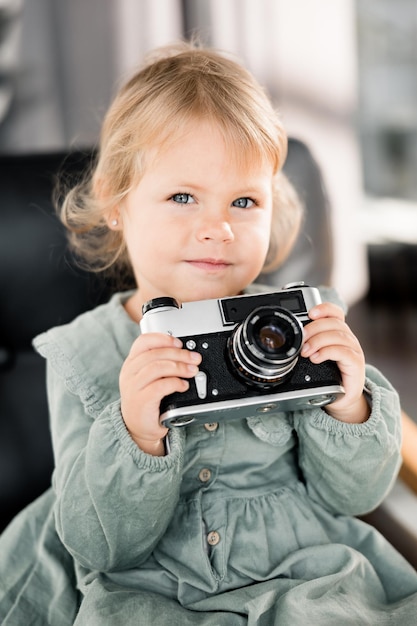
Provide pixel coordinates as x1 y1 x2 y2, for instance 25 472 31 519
228 305 303 387
256 323 286 353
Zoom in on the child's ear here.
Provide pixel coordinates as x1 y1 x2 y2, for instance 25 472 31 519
106 210 122 231
93 176 123 231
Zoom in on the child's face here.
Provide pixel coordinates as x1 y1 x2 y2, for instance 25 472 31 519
120 121 274 314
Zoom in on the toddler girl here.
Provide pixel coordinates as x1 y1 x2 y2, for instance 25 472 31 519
1 41 417 625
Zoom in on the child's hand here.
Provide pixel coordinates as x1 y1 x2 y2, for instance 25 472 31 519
119 333 202 455
301 302 370 424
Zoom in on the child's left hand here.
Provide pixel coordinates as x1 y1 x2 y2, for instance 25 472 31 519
301 302 370 424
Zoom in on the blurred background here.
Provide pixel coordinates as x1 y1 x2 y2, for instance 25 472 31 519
0 0 416 414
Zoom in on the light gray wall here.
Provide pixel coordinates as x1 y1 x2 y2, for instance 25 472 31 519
0 0 116 153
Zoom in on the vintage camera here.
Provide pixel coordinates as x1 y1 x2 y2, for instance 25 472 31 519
140 284 345 427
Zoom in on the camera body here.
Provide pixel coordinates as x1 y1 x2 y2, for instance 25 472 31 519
140 284 344 427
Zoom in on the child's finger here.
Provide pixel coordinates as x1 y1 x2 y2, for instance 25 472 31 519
124 357 200 392
302 327 361 358
129 332 183 356
308 302 345 321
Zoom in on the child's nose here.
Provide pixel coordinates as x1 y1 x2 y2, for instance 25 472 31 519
195 209 234 243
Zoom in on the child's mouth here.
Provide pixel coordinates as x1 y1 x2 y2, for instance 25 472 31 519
186 258 231 271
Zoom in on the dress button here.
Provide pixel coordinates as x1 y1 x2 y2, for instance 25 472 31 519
207 530 220 546
198 468 212 483
204 422 219 432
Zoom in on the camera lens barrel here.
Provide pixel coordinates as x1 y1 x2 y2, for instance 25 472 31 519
228 305 303 386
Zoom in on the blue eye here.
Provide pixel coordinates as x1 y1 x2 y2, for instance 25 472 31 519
172 193 194 204
232 197 255 208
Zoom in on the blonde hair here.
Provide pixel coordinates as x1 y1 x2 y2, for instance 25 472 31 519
59 41 303 284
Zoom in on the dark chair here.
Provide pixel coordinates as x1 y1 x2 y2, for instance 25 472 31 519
1 140 416 570
0 150 111 530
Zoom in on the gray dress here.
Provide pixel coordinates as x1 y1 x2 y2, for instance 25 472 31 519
1 287 417 625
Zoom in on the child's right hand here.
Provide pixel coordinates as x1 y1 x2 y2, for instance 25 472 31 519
119 333 202 455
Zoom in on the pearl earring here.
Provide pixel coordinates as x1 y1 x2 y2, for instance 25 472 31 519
111 219 118 227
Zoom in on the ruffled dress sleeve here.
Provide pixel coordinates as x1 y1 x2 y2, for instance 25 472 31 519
33 297 185 573
292 363 402 516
